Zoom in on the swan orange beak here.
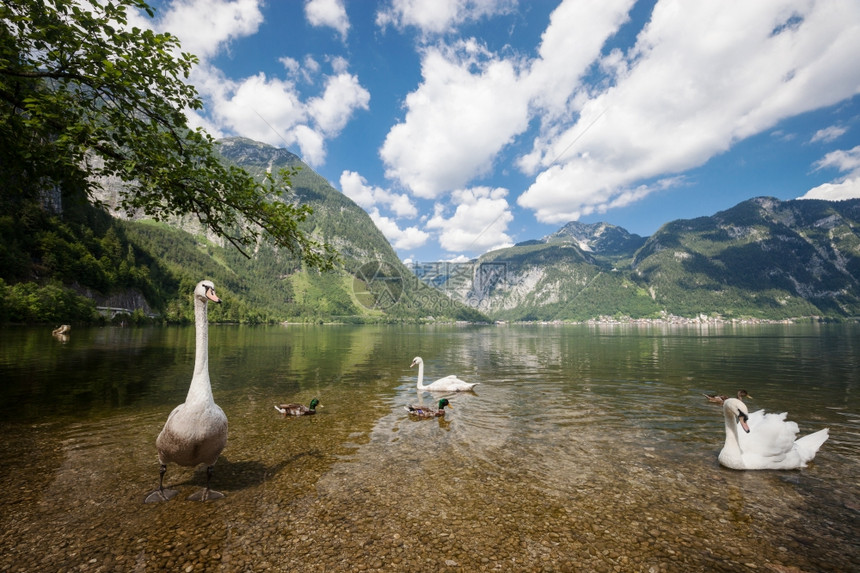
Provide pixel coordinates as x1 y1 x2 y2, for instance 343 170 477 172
738 413 750 433
206 289 221 304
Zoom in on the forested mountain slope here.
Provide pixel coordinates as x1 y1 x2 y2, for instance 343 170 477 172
211 137 484 322
632 197 860 319
436 197 860 321
0 137 484 324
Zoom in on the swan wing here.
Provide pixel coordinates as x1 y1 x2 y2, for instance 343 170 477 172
163 403 184 424
794 428 829 464
450 381 479 391
426 378 479 391
424 376 462 390
737 409 828 469
738 410 798 459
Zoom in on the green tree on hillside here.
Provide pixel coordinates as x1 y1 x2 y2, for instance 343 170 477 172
0 0 334 267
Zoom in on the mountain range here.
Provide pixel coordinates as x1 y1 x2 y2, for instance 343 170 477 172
87 136 484 323
63 137 860 323
433 197 860 321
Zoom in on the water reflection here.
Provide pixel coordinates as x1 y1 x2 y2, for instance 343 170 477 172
0 324 857 571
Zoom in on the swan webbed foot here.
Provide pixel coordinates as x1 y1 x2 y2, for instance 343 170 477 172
186 465 224 501
144 464 178 503
187 488 225 502
144 488 179 503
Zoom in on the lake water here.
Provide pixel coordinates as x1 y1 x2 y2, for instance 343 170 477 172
0 323 857 572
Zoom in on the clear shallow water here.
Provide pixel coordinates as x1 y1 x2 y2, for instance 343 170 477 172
0 323 857 571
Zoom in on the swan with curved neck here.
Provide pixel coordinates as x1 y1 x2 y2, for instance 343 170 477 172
145 280 228 502
52 324 71 336
410 356 479 392
719 397 828 470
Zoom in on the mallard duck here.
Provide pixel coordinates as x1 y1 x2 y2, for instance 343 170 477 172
405 398 452 418
145 280 228 503
274 398 320 416
411 356 479 392
719 397 829 470
703 389 751 405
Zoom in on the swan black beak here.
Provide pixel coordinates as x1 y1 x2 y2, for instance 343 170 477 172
738 412 750 433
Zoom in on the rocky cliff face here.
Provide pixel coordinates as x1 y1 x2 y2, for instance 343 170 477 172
544 221 646 255
71 284 156 315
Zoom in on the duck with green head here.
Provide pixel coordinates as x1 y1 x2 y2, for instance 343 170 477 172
274 398 320 416
405 398 451 418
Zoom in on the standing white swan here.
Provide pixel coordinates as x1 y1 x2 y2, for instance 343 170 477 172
145 280 228 502
411 356 479 392
719 397 828 470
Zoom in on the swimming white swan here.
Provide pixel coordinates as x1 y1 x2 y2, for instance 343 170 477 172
145 280 228 502
410 356 479 392
52 324 71 336
719 397 828 470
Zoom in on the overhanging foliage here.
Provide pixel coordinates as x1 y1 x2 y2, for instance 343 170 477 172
0 0 334 266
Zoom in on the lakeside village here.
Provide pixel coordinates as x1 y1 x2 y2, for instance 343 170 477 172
493 314 834 326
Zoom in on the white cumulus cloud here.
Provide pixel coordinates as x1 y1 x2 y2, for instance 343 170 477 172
305 0 350 40
380 40 530 198
518 0 860 224
369 209 430 250
340 171 418 218
142 0 368 166
191 62 367 165
814 145 860 174
308 71 371 135
800 179 860 201
376 0 516 35
810 125 848 144
800 145 860 201
379 0 635 200
151 0 264 59
426 187 513 254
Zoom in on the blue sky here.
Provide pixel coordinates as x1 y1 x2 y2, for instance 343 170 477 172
138 0 860 263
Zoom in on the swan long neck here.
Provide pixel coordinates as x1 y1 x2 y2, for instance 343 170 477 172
416 361 426 390
723 407 741 455
187 295 214 405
